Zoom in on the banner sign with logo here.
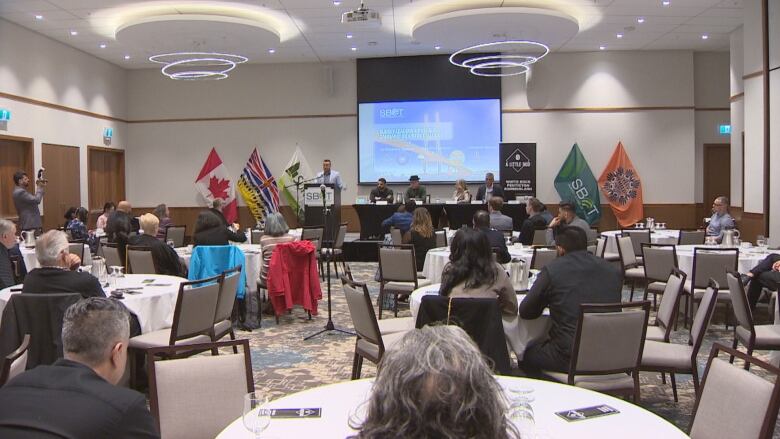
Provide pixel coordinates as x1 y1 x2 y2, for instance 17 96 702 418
500 142 536 199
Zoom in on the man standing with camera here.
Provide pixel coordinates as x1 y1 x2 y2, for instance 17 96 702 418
12 170 45 233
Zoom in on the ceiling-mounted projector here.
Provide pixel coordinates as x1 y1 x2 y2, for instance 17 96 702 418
341 2 381 27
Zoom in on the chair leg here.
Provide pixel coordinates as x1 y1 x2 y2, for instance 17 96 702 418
629 280 635 302
670 373 678 402
355 355 364 379
378 286 385 320
351 352 360 380
661 372 666 384
230 328 238 354
633 373 640 403
393 294 399 318
692 368 700 398
746 347 754 371
730 335 738 363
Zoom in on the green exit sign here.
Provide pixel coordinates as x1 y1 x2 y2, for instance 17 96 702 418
0 108 10 121
719 124 731 135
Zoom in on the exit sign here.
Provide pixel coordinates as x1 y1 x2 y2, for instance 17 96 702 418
719 124 731 135
0 108 10 121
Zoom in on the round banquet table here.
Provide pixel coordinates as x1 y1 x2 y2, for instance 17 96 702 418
176 244 262 295
215 376 687 438
410 283 549 360
0 274 185 334
20 245 93 269
422 244 541 290
674 244 780 275
600 229 680 254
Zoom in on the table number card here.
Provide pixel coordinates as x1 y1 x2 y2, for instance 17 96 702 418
555 405 619 422
269 408 322 419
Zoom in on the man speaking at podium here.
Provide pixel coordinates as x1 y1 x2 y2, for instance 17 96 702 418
315 159 344 190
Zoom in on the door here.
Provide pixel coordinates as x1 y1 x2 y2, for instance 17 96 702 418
0 135 33 218
703 143 731 216
42 144 81 232
88 146 125 212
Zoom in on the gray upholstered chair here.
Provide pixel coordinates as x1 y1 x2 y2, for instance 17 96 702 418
640 283 718 402
530 246 557 270
322 223 348 277
101 242 123 268
596 236 620 262
689 343 780 439
545 301 651 402
147 339 253 439
0 334 30 387
646 268 687 342
164 225 186 248
390 227 403 246
68 242 85 263
532 229 547 246
641 244 679 308
127 245 156 274
250 229 264 245
434 229 447 247
683 247 738 327
726 271 780 369
679 229 706 245
302 225 325 278
617 236 645 301
213 266 243 342
377 244 431 319
621 229 651 263
341 277 408 379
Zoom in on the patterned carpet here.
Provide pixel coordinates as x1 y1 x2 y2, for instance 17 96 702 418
236 262 780 437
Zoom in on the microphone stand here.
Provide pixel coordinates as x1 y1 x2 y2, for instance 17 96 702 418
283 176 319 225
304 185 354 340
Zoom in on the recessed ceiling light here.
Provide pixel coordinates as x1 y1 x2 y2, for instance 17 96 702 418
34 15 43 20
99 43 107 49
351 47 357 51
124 55 131 60
637 17 645 24
434 45 441 50
346 33 353 39
333 0 341 5
616 33 623 39
69 30 78 36
662 0 671 6
268 48 276 54
701 34 709 40
599 45 606 50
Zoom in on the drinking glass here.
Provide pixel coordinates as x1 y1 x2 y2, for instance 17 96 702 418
757 235 767 249
507 387 535 437
166 239 175 248
243 392 271 438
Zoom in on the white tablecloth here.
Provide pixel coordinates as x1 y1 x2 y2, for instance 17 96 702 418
410 283 550 361
0 274 185 334
216 376 687 438
20 245 93 269
600 229 680 254
177 244 262 294
422 244 538 289
674 244 780 275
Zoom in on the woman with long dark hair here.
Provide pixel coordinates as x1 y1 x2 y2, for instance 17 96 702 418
402 208 436 271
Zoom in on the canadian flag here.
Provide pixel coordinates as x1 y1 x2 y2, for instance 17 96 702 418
195 148 238 223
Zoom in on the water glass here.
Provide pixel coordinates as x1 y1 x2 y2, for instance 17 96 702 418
757 235 767 249
243 392 271 438
507 387 535 436
166 239 175 248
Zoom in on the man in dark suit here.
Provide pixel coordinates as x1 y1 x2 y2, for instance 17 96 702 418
519 227 623 374
742 254 780 309
210 199 247 243
518 197 551 245
0 297 159 438
129 213 187 277
22 230 104 298
473 210 510 264
475 172 505 201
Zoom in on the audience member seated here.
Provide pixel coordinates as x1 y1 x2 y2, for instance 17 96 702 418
117 201 140 233
381 200 416 234
545 201 591 245
66 207 89 241
404 175 426 201
488 196 513 232
152 203 173 240
706 195 736 241
518 197 550 245
128 213 187 277
0 297 159 438
476 172 505 201
0 219 18 289
96 201 115 231
519 227 622 375
62 206 77 230
106 207 133 260
193 210 244 246
473 210 510 264
741 254 780 309
22 230 103 297
369 178 393 203
439 228 517 317
259 212 296 286
402 208 436 271
351 325 520 439
452 179 471 203
208 199 247 243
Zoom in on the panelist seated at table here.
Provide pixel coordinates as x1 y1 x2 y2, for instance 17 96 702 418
22 230 104 298
381 200 416 234
129 214 187 277
439 228 517 317
405 175 427 201
452 179 472 203
193 210 246 246
519 227 622 375
518 198 551 245
488 197 513 232
369 178 394 203
705 196 736 242
352 325 521 439
545 201 591 246
473 210 510 264
475 172 505 201
0 297 160 438
402 208 437 271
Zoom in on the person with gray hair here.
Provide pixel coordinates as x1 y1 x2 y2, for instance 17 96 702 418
351 325 521 439
706 195 736 241
22 230 104 298
0 297 159 438
0 219 20 289
259 212 295 286
476 171 505 201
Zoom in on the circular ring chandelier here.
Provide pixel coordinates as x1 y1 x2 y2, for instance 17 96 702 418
149 52 249 80
449 40 549 77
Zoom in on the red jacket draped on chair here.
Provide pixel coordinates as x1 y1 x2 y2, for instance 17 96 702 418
267 240 322 316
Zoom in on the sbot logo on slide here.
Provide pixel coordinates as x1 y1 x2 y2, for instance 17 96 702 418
505 148 532 173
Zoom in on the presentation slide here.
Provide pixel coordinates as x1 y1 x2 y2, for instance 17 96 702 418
358 99 501 184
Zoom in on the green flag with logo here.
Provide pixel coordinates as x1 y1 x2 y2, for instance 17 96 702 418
554 143 601 224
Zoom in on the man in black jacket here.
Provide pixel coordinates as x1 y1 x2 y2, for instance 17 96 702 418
129 213 187 277
519 227 623 374
742 253 780 309
0 219 19 289
473 210 510 264
475 172 505 201
22 230 104 298
0 297 159 438
209 199 246 243
518 197 551 245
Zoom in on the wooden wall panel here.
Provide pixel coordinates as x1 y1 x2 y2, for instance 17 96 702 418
41 144 80 231
0 135 33 218
730 208 766 243
87 146 125 212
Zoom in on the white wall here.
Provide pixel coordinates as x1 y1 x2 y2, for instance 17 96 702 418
743 0 765 213
0 19 127 210
769 0 780 237
730 27 745 208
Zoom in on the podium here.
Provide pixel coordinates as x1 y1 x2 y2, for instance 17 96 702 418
303 183 341 242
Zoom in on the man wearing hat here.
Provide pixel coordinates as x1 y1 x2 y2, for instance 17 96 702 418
405 175 427 201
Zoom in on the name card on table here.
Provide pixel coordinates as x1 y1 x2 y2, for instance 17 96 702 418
269 408 322 418
471 200 484 204
375 200 388 205
555 405 619 422
445 200 457 205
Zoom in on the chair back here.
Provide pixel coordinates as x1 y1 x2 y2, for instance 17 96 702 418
165 226 186 248
341 278 383 349
333 223 348 249
595 237 606 258
642 244 678 281
622 229 651 257
690 343 780 439
616 236 639 268
570 301 650 376
655 268 687 338
214 266 242 326
434 230 447 247
531 246 557 270
378 245 417 283
101 242 123 268
679 229 706 245
692 248 739 289
251 230 264 245
8 254 25 284
68 242 85 262
170 275 222 344
147 339 253 439
726 270 755 334
0 334 30 386
532 229 548 246
390 228 403 246
127 245 157 274
691 282 719 351
301 226 324 251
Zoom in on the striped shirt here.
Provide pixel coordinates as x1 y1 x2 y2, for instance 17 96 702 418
259 234 296 284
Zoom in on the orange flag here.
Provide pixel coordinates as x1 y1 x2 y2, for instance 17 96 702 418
598 142 644 227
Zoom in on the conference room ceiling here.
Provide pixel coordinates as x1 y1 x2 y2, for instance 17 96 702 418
0 0 742 68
